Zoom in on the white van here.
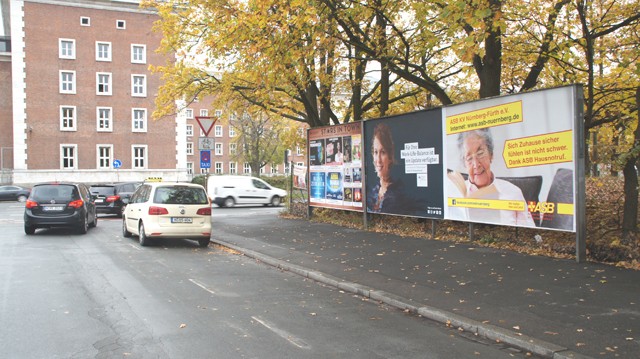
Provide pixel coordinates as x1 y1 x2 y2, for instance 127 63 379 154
208 175 287 207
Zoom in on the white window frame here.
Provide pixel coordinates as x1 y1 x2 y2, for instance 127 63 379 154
59 70 76 94
185 109 194 119
96 41 112 62
271 165 278 174
214 143 223 156
186 142 194 155
243 163 251 174
131 75 147 97
132 108 147 133
214 109 222 117
132 145 147 169
60 106 76 131
186 124 194 137
80 17 90 26
96 107 113 132
229 126 236 137
60 144 77 169
215 162 223 174
131 44 146 64
200 109 208 117
296 146 302 155
96 144 113 169
59 39 75 59
229 143 237 155
96 72 112 95
186 162 194 175
200 168 210 174
116 20 126 29
214 125 223 137
229 162 237 174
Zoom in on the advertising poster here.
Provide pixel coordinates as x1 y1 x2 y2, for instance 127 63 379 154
308 122 364 211
293 165 308 190
444 85 579 232
363 109 444 218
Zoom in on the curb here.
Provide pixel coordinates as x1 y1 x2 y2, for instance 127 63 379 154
211 239 594 359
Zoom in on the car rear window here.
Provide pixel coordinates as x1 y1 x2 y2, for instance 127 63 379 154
153 186 208 205
32 185 80 202
90 186 116 196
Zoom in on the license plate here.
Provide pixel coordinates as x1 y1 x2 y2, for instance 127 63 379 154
171 217 192 223
95 199 104 204
43 206 63 211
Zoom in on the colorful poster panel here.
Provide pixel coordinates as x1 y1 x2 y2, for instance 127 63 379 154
363 108 444 218
308 122 364 211
443 85 579 232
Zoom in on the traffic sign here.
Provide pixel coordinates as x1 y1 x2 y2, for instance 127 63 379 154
198 137 215 150
200 150 211 168
113 159 122 169
195 116 217 137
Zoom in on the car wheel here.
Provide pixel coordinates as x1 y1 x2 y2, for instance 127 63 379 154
198 237 210 247
138 222 150 246
122 218 132 238
270 196 281 206
78 215 89 234
24 225 35 235
118 205 126 218
89 214 98 228
17 195 27 203
223 197 235 207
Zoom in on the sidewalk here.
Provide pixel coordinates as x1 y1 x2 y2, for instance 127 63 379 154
210 213 639 359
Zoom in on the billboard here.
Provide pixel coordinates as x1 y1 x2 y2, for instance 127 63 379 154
443 86 579 232
308 122 364 211
363 109 444 218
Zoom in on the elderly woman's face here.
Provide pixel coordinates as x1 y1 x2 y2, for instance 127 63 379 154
373 137 392 180
463 135 493 187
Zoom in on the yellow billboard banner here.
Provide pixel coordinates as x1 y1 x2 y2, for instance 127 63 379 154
446 101 523 134
448 197 526 211
503 130 573 168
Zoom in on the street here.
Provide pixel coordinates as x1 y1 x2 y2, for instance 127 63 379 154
1 201 531 358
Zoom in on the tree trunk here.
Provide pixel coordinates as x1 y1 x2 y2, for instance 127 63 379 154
621 86 640 241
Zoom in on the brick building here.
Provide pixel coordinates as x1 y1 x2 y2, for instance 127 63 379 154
0 0 305 186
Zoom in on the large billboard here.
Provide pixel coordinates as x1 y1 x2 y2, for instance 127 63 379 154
443 86 579 232
363 109 444 218
308 122 364 211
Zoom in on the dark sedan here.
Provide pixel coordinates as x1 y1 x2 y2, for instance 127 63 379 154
0 185 31 202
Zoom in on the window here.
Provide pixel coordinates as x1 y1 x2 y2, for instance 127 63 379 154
186 124 194 137
97 145 113 169
132 109 147 132
186 142 194 155
296 146 302 155
215 143 223 155
131 75 146 97
80 17 90 26
186 162 193 175
60 106 76 131
116 20 126 29
60 144 77 169
200 109 208 117
214 109 222 117
229 143 237 155
229 126 236 137
296 162 304 167
96 42 111 61
131 44 146 64
214 125 223 137
200 168 210 174
260 167 265 174
59 39 75 59
271 164 278 174
132 145 147 169
243 163 251 174
96 72 112 95
59 71 76 94
229 162 237 174
215 162 223 174
96 107 112 131
185 109 194 119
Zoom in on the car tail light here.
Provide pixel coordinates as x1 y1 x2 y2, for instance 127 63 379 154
149 206 169 215
25 200 38 209
106 195 120 203
68 199 84 208
197 207 212 216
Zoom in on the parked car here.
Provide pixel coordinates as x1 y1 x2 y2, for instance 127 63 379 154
24 182 97 235
89 182 141 217
207 175 286 207
123 182 212 247
0 185 31 202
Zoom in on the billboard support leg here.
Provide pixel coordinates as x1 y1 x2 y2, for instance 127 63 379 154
469 223 475 241
431 220 436 239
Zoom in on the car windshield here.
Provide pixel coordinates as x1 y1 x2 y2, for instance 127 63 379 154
153 186 208 205
90 186 116 196
32 185 79 202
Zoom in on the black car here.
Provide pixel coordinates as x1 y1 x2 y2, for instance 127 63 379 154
0 185 31 202
24 182 97 235
89 182 141 217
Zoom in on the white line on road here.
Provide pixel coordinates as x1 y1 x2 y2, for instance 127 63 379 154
127 244 142 251
251 316 311 349
189 278 216 295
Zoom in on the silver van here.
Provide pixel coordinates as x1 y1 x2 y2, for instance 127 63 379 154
208 175 287 207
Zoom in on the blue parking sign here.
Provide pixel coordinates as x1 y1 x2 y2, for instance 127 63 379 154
200 150 211 168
